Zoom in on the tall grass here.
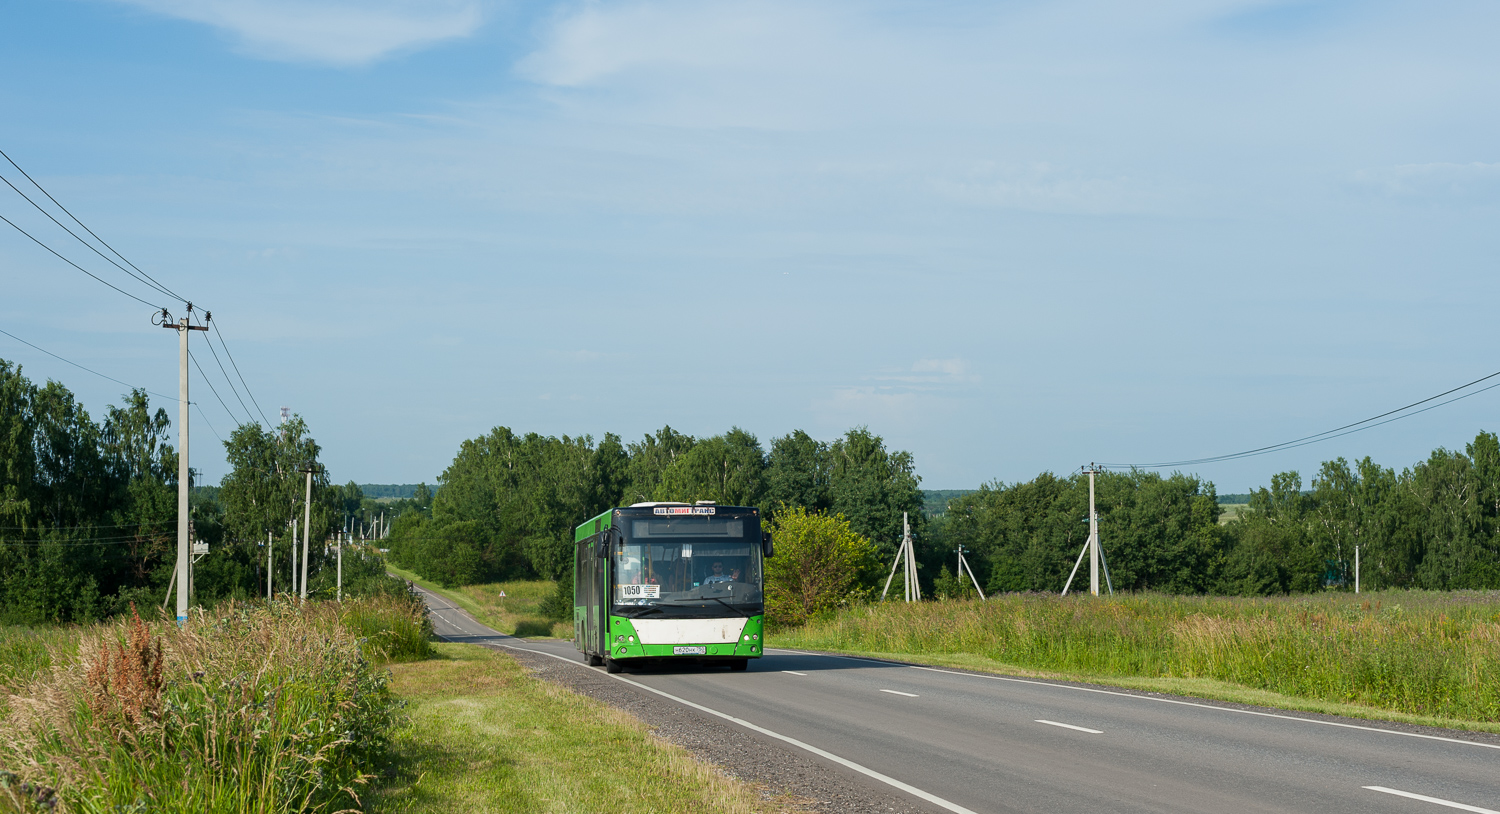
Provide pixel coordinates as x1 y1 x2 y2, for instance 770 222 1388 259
780 590 1500 722
0 594 429 814
0 626 81 687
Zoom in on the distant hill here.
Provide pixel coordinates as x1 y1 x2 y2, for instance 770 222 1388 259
1218 493 1253 505
923 489 975 516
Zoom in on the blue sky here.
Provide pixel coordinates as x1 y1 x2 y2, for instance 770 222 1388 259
3 0 1499 493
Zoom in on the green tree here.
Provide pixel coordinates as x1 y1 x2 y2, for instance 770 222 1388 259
655 427 767 506
828 427 923 558
765 430 831 512
623 426 696 504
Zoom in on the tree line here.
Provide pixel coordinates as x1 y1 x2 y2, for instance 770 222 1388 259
935 431 1500 597
0 360 398 624
385 425 925 587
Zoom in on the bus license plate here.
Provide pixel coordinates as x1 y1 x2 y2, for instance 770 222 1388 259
673 646 707 655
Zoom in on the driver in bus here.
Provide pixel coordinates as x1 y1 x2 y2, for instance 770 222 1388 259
704 561 733 584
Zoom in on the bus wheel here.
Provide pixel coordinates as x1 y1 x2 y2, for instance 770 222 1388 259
605 658 623 674
729 659 749 671
587 653 603 667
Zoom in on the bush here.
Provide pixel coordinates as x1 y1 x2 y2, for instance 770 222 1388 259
765 506 880 628
0 598 413 813
537 578 571 622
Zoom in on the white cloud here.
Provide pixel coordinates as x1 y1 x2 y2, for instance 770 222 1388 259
1348 162 1500 205
111 0 483 66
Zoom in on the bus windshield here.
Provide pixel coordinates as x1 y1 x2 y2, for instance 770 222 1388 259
612 516 763 616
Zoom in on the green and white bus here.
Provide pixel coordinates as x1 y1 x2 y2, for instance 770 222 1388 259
575 502 773 673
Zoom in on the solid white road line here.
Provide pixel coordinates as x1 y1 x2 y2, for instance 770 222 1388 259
1363 786 1500 813
1036 720 1103 734
880 689 919 697
782 670 808 676
496 641 981 814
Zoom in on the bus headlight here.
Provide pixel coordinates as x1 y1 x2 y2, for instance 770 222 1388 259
628 636 634 642
753 634 759 640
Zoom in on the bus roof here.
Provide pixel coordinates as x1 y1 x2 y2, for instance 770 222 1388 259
573 504 760 542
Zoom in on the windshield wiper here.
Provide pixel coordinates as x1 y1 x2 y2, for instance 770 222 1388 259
662 595 754 618
614 605 665 618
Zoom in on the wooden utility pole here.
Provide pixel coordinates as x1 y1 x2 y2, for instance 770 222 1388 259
160 310 207 625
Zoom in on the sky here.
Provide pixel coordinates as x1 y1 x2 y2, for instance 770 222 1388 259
2 0 1499 494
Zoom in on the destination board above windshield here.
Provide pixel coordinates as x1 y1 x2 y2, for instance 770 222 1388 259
653 506 716 515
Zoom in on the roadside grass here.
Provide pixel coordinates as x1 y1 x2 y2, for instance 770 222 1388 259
777 590 1500 729
0 595 426 813
0 625 82 687
385 565 570 639
371 642 806 814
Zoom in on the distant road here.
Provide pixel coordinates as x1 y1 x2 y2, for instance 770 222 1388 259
410 585 1500 814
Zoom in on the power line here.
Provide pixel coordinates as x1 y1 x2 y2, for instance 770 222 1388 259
190 311 254 423
188 350 248 429
195 401 225 445
0 212 164 309
209 321 271 427
1100 368 1500 470
0 326 179 403
0 171 180 303
1 148 275 432
0 148 187 304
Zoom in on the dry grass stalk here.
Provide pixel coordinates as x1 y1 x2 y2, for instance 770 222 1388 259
83 604 164 733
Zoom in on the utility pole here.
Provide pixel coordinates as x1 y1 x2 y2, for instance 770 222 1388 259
336 530 343 602
300 464 317 600
290 519 298 597
266 530 273 600
1088 464 1100 596
1062 464 1115 597
160 307 208 625
881 512 921 602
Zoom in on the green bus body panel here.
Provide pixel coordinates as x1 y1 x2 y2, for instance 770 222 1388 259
574 505 765 662
574 509 614 543
602 614 766 661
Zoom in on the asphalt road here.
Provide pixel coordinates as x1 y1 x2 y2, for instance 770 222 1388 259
412 586 1500 814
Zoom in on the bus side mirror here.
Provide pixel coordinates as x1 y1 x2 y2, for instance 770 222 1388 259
595 529 612 559
762 530 774 558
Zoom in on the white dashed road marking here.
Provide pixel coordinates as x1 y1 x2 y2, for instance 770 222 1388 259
1363 787 1499 813
1036 720 1103 734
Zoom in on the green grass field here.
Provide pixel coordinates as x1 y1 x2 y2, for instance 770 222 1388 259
385 565 571 639
1217 503 1248 524
780 590 1500 730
